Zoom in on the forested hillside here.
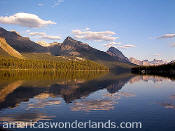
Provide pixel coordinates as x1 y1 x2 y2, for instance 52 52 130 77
0 54 108 71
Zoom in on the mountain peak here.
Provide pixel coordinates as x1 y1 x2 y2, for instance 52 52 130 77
107 46 130 63
65 36 75 41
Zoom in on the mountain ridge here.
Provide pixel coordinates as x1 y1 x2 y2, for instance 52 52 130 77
0 27 48 53
129 57 168 66
0 27 134 71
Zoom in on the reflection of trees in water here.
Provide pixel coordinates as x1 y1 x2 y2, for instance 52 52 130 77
0 71 133 111
0 70 108 81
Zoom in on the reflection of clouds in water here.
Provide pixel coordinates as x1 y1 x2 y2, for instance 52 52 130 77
0 112 55 124
104 92 136 99
170 95 175 99
71 100 116 112
71 92 136 112
27 94 61 109
34 93 51 99
27 100 61 110
160 103 175 110
160 94 175 110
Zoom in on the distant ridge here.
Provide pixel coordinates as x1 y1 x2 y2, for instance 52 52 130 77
0 37 23 59
129 57 168 66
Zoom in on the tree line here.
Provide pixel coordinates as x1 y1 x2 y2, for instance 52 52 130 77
131 62 175 78
0 56 109 71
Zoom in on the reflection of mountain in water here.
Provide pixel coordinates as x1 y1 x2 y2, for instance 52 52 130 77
129 75 172 84
0 71 133 110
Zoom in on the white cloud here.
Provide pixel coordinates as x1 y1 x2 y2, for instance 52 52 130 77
29 32 46 36
85 27 90 31
29 32 61 40
26 30 30 33
104 42 121 48
38 3 44 6
117 44 136 49
158 33 175 39
72 29 118 41
52 0 64 7
153 53 161 56
0 13 56 28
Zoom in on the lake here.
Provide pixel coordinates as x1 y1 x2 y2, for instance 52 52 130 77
0 70 175 131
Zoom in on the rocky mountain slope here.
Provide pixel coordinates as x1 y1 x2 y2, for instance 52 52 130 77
0 27 134 71
0 37 23 59
48 37 132 65
0 27 48 53
49 36 115 62
107 47 130 63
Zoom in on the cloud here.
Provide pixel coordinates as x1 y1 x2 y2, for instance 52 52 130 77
85 27 90 31
26 30 30 33
29 32 61 40
52 0 64 7
0 13 56 28
38 3 44 6
117 44 136 49
153 53 161 56
72 29 118 41
29 32 46 36
104 42 121 48
158 33 175 39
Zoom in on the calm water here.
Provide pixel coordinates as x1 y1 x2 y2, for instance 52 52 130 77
0 71 175 131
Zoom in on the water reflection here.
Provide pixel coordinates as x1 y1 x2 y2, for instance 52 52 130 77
0 71 133 111
129 75 172 84
0 112 55 123
71 99 116 112
27 100 61 110
0 70 175 128
71 92 136 112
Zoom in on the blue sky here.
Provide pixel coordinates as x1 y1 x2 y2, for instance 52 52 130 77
0 0 175 61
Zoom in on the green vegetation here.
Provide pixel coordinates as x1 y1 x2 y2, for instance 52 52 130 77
0 53 109 71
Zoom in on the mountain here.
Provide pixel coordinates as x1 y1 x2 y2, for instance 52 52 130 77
0 37 23 59
0 27 134 71
107 47 130 63
49 36 115 61
0 27 48 53
49 37 132 63
129 57 168 66
129 57 142 65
